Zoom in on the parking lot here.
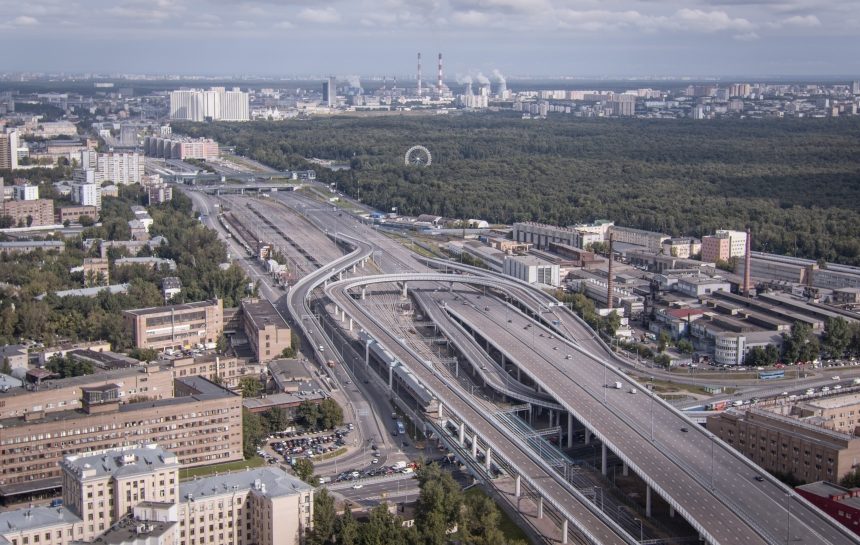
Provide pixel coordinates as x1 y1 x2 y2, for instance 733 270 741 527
257 424 355 466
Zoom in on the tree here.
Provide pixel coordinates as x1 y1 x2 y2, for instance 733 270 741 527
461 492 508 545
415 464 463 545
79 215 95 227
359 503 404 545
676 339 694 354
657 331 671 353
1 356 10 375
782 322 819 364
264 407 289 432
308 488 336 545
603 310 621 337
128 347 158 362
239 376 262 398
241 408 266 459
297 401 322 430
823 317 851 358
319 398 344 430
334 505 359 545
294 458 315 484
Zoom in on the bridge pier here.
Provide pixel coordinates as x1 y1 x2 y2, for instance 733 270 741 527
485 447 492 471
561 519 568 544
361 288 366 300
515 475 521 498
437 403 443 420
365 342 370 366
584 430 590 445
669 505 675 518
471 434 478 459
622 462 629 477
348 318 353 331
537 496 544 519
351 264 356 273
601 444 608 476
567 415 574 448
646 485 652 518
459 422 465 446
402 282 408 298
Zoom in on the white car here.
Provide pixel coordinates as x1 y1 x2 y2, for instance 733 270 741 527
371 458 379 464
352 484 363 489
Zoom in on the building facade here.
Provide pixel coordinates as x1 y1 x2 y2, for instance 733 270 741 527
241 299 291 364
123 300 224 352
57 205 98 224
707 408 860 484
1 199 55 227
0 130 18 170
0 378 242 499
701 235 731 264
503 254 561 286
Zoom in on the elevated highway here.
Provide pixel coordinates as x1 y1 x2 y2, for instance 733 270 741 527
325 272 859 545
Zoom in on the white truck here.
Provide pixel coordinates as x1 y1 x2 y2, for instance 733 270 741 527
613 382 623 389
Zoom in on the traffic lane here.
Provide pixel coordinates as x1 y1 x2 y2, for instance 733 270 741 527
448 293 846 544
443 296 770 545
330 291 635 545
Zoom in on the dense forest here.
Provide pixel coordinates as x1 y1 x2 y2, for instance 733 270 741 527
177 115 860 264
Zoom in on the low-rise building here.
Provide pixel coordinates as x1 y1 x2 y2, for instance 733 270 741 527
0 240 65 254
795 482 860 537
707 408 860 484
662 238 701 259
82 257 110 286
503 254 560 286
57 204 98 224
162 276 182 300
123 299 223 352
1 199 55 227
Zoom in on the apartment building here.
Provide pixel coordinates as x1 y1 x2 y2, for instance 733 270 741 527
161 352 250 388
123 299 224 352
241 299 291 364
57 205 98 224
0 377 242 500
0 445 312 545
1 199 56 227
707 408 860 484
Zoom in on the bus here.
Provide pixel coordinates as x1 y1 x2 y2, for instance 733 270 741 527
759 370 785 380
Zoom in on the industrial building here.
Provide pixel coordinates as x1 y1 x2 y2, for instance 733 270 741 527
707 408 860 484
796 482 860 537
0 377 242 501
0 445 312 545
503 254 561 286
123 299 224 351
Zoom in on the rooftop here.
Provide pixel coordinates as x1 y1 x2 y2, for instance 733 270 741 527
179 466 311 501
242 390 326 411
241 298 288 332
61 445 178 480
804 393 860 410
0 506 82 534
123 299 220 317
90 516 176 545
0 240 65 249
0 365 157 399
797 481 854 499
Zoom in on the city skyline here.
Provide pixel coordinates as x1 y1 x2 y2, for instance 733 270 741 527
0 0 857 77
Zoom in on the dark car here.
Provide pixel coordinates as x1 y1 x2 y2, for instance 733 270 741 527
754 475 764 482
680 427 689 433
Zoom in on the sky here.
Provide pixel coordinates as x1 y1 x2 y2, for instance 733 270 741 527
0 0 858 78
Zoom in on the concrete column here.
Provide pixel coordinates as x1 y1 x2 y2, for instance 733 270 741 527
388 365 393 390
324 279 328 287
471 434 478 459
351 264 356 273
437 403 443 420
516 367 521 382
622 462 629 477
567 415 574 448
485 448 492 471
584 430 590 445
646 485 652 518
402 282 408 298
515 475 521 498
338 271 343 280
601 444 608 476
348 318 353 331
361 288 366 300
669 505 675 518
561 519 568 545
537 496 544 519
459 423 465 447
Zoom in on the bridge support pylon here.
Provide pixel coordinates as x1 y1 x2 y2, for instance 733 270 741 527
537 496 544 519
622 462 628 477
485 448 492 471
561 519 568 544
471 434 478 459
402 282 408 298
458 422 465 446
361 288 366 300
515 475 521 498
646 485 652 518
567 415 574 448
601 444 608 476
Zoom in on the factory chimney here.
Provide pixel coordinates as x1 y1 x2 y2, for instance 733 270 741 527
437 53 443 93
743 228 751 297
417 53 422 97
607 234 615 310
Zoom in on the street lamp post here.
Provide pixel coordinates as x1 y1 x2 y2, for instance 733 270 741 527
634 518 643 542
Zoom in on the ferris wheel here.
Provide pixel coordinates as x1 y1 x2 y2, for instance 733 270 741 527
404 145 432 167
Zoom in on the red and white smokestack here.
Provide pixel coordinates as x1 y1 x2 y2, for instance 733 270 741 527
437 52 443 92
417 52 422 97
743 228 752 296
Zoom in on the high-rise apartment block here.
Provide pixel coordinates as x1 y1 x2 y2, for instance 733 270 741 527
0 130 19 170
702 229 747 263
77 151 143 185
144 136 219 160
13 184 39 201
169 88 249 121
322 77 336 108
71 180 102 210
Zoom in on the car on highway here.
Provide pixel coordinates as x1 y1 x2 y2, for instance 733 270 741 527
372 458 379 464
680 427 689 433
754 476 764 482
352 484 363 489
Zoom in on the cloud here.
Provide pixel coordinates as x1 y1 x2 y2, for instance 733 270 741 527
674 9 754 32
274 20 294 29
297 7 340 24
450 0 549 14
13 15 39 25
233 20 255 28
780 14 820 26
451 9 490 26
734 31 760 41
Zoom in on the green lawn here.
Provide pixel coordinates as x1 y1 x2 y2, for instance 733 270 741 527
180 457 266 481
463 487 532 544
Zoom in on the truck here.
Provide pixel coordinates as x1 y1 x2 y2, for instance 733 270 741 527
318 476 331 485
613 382 623 389
392 461 408 470
326 360 336 368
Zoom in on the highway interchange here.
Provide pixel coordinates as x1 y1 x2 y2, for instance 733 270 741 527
184 181 860 545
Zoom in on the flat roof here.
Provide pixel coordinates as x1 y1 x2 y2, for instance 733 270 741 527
175 376 233 396
62 445 178 480
123 299 219 317
241 298 288 331
0 505 82 534
242 391 326 411
0 240 65 248
805 393 860 410
91 517 176 545
0 365 157 399
797 481 851 499
179 466 311 501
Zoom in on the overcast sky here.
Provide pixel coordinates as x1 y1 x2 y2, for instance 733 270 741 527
1 0 857 78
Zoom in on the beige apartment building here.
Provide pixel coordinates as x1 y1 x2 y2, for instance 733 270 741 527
0 377 241 501
0 445 312 545
708 408 860 483
793 393 860 434
123 299 223 352
241 299 291 363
